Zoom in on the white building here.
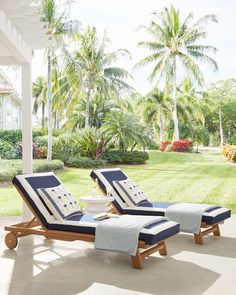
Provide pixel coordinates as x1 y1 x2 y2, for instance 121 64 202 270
0 69 21 130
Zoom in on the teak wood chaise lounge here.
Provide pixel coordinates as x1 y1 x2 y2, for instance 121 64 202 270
90 168 231 245
4 172 180 269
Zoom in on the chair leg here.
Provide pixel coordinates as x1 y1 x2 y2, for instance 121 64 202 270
194 232 204 245
131 249 142 269
159 241 168 256
213 224 221 236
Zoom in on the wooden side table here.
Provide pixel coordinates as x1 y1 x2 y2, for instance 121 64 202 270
80 196 114 213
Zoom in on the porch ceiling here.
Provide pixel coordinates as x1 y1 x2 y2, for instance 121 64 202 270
0 0 49 65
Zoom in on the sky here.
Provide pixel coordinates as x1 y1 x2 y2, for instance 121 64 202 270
5 0 236 95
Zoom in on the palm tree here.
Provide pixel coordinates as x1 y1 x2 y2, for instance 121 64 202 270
39 0 79 159
181 124 210 152
70 26 132 128
144 88 169 142
32 77 47 128
136 5 218 140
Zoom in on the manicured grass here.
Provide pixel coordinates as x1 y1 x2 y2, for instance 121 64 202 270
0 151 236 216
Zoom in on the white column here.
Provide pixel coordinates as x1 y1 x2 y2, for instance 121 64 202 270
21 63 33 220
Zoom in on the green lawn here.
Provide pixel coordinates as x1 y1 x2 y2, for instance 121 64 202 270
0 151 236 216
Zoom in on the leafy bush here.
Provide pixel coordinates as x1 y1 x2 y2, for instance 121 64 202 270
222 145 236 162
53 133 80 162
35 135 48 147
66 156 106 168
102 150 149 164
0 129 44 145
160 140 192 153
0 141 16 159
53 128 109 162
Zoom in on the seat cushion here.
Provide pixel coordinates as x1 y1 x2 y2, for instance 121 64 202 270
48 213 180 245
121 202 231 225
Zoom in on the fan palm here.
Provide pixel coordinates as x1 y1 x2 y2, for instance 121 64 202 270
136 5 218 140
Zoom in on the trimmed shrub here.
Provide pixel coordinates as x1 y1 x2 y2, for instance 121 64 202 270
33 160 64 173
0 159 64 182
0 141 16 159
0 129 44 145
38 146 48 159
102 150 149 164
223 145 236 162
66 156 106 168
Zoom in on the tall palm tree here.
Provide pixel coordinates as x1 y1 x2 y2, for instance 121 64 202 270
70 26 132 128
39 0 79 159
136 5 218 140
144 88 169 142
32 76 47 128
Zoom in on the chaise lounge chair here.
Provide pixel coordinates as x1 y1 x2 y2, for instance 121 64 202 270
90 168 231 245
4 172 180 269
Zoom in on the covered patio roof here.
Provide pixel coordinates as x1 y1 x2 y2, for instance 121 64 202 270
0 0 49 219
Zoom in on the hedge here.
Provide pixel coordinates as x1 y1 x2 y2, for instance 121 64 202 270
0 160 64 182
0 129 43 145
66 156 106 168
102 150 149 164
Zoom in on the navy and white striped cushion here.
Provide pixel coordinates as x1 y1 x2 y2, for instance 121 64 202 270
113 179 147 207
47 213 180 245
38 185 82 220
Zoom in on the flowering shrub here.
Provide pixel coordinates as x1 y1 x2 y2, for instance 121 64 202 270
160 141 172 151
160 140 192 153
172 140 193 152
222 145 236 162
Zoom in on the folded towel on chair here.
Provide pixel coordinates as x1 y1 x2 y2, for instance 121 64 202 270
166 203 219 233
95 215 167 255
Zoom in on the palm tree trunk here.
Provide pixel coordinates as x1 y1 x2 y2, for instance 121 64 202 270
172 55 179 141
47 52 53 160
219 109 224 147
42 102 45 129
85 87 92 128
159 102 164 142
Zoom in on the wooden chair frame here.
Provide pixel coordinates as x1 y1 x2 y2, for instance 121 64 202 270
4 186 169 269
108 202 222 245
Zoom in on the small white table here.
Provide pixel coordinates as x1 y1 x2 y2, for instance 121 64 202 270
80 196 114 213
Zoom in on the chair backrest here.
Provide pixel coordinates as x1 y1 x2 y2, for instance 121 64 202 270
13 172 62 227
90 168 129 212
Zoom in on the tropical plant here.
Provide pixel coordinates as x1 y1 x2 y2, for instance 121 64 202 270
39 0 80 159
68 26 132 128
181 124 210 152
143 88 170 142
33 76 47 128
136 5 218 140
102 110 155 151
